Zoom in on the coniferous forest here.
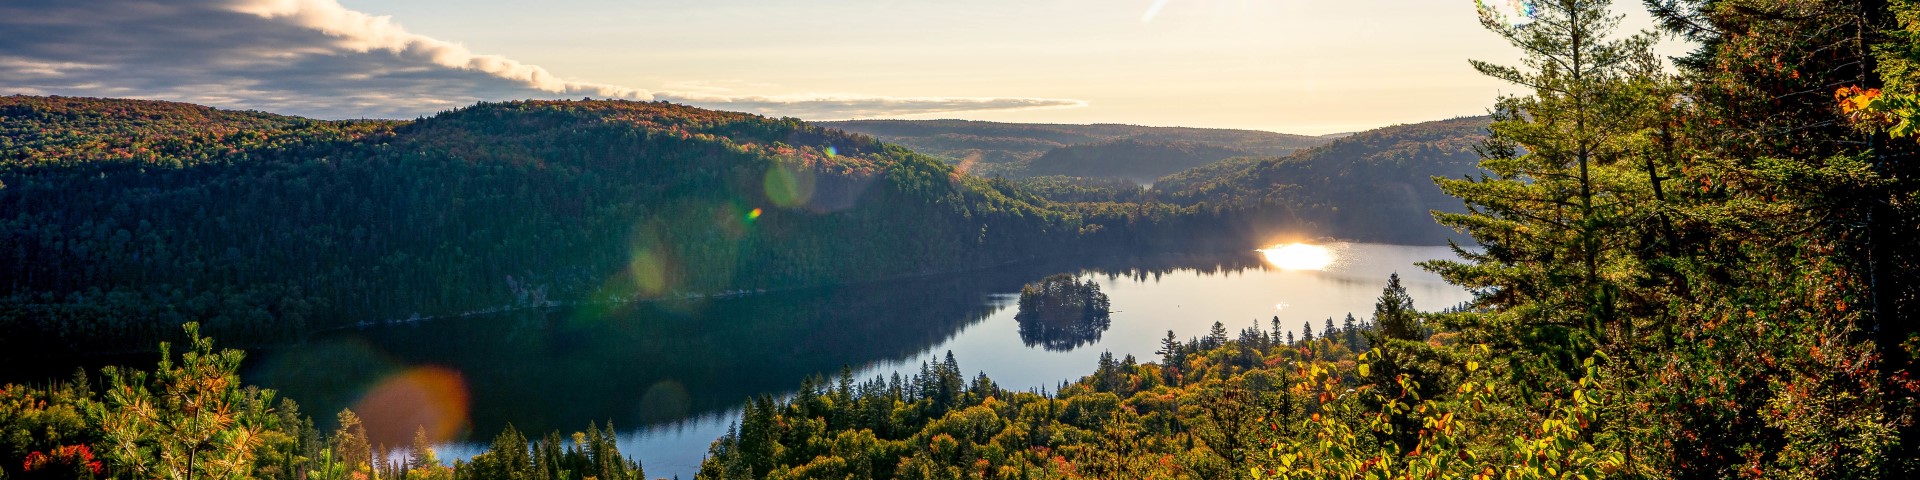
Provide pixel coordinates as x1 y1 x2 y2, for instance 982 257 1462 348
4 0 1920 479
0 97 1089 356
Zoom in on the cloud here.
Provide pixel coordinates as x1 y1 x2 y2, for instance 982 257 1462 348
0 0 1084 120
230 0 648 100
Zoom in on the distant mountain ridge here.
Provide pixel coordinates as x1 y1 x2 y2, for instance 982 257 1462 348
818 119 1330 178
1154 116 1493 243
1023 139 1254 184
991 116 1493 246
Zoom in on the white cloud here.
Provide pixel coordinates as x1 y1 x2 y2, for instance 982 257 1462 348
229 0 651 99
0 0 1085 120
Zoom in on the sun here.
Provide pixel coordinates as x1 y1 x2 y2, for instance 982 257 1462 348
1260 243 1337 271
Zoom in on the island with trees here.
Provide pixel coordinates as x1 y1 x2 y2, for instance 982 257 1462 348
1013 274 1113 351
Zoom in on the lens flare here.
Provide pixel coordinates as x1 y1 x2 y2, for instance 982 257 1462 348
1142 0 1170 22
629 249 671 296
955 151 981 176
350 366 470 448
635 380 692 423
763 164 816 209
1475 0 1538 27
747 208 762 220
1260 243 1336 271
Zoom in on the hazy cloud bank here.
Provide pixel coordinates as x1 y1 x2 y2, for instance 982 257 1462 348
0 0 1082 119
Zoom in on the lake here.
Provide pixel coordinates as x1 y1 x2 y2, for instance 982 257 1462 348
240 242 1473 478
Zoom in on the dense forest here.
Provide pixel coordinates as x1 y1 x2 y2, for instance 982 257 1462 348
992 117 1493 248
1151 116 1492 244
0 97 1085 355
5 0 1920 478
1016 139 1253 184
0 323 651 480
697 0 1920 477
818 120 1327 178
0 95 1494 358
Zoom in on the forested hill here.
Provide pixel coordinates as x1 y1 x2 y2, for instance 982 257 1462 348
1022 139 1251 184
0 96 1080 354
818 119 1329 178
1153 116 1492 243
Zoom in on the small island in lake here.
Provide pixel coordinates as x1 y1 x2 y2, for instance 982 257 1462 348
1014 273 1113 351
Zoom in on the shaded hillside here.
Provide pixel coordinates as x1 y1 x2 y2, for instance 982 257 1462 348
1023 139 1251 184
0 96 1489 355
0 96 1079 354
819 119 1328 177
1153 116 1492 244
1012 176 1151 203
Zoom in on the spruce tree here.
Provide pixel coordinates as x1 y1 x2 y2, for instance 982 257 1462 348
1343 313 1362 351
1374 273 1419 340
1643 0 1920 474
1433 0 1667 368
408 425 437 470
1207 321 1229 348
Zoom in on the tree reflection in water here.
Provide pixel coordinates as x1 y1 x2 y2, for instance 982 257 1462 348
1014 273 1113 351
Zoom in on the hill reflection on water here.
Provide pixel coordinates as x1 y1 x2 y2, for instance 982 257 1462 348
242 243 1472 477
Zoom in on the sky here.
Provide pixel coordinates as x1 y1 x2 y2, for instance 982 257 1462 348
0 0 1686 135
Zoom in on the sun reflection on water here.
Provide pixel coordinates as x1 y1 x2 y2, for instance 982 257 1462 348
1260 243 1336 271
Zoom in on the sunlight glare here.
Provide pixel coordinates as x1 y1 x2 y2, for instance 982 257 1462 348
1475 0 1539 28
1260 243 1336 271
1141 0 1170 22
351 366 470 447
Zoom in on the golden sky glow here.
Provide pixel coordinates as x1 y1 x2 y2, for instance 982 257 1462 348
0 0 1687 134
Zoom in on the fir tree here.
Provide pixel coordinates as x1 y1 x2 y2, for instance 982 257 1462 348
1374 273 1419 341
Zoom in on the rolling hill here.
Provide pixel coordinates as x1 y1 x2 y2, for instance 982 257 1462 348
818 119 1329 178
1153 116 1493 243
1022 139 1253 184
0 96 1081 354
0 96 1490 355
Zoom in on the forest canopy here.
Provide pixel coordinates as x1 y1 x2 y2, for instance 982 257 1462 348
3 0 1920 478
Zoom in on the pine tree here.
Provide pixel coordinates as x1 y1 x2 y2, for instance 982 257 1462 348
1156 330 1184 385
1157 330 1180 365
468 424 533 480
1374 274 1419 341
1343 313 1363 351
94 323 277 480
1433 0 1668 368
1643 0 1919 474
408 425 437 470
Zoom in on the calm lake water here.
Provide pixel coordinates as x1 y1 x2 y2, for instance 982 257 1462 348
240 242 1473 478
